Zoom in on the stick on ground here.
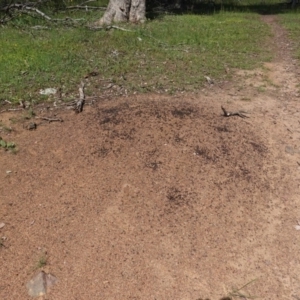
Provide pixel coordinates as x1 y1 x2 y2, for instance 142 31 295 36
75 81 85 113
221 106 249 118
36 117 63 123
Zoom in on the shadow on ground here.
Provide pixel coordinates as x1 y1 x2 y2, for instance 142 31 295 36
147 0 299 19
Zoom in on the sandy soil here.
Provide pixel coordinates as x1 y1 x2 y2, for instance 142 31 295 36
1 15 300 300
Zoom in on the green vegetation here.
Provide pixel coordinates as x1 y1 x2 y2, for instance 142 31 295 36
36 253 48 269
279 12 300 60
0 137 16 151
0 1 283 104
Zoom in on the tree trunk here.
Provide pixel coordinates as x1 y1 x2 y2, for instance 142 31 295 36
129 0 146 23
95 0 146 26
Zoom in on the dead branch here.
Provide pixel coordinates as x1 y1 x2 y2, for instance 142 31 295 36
75 81 85 113
88 25 134 32
1 3 51 20
80 0 98 4
31 25 49 29
0 15 13 24
221 106 249 119
35 116 63 123
66 5 106 10
0 108 24 113
1 2 85 24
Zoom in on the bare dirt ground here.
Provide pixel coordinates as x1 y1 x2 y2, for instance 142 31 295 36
1 15 300 300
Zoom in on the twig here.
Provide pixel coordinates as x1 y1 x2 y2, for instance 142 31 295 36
75 81 85 113
31 25 49 30
66 5 106 10
0 108 24 113
89 25 134 32
1 3 84 23
221 106 249 118
1 3 52 20
228 278 257 299
80 0 98 4
36 117 63 123
0 0 15 24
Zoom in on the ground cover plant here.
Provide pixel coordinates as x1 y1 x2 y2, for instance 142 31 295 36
279 10 300 60
0 0 272 104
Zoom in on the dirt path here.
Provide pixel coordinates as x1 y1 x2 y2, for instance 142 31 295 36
1 16 300 300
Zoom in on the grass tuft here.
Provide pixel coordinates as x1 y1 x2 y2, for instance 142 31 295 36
36 253 48 269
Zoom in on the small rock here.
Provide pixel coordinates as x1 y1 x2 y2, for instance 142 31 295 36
26 271 58 297
285 145 294 155
39 88 57 95
27 123 37 130
0 223 5 229
204 76 214 85
25 101 31 109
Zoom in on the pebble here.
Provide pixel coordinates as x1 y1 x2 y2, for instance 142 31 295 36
285 145 294 155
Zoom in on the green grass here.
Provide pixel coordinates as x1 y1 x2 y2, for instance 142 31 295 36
0 6 272 103
0 136 16 152
36 253 48 269
279 11 300 61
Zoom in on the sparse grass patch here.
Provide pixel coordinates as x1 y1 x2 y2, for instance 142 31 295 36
240 97 251 101
36 253 48 269
0 8 272 103
0 122 12 133
279 11 300 61
257 85 266 92
0 136 16 152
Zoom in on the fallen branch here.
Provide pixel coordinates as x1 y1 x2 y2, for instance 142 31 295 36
89 25 134 32
36 117 63 123
66 5 106 10
1 3 52 20
221 106 249 119
1 2 85 24
0 108 24 113
75 81 85 113
79 0 98 4
31 25 49 30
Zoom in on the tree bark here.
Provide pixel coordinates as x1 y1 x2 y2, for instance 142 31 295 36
95 0 146 26
129 0 146 23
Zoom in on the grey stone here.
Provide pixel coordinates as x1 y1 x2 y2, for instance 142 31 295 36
285 145 294 155
26 271 57 297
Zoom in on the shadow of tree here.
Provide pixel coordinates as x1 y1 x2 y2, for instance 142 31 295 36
147 0 299 19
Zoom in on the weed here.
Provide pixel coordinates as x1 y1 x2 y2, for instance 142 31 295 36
0 137 16 152
240 97 251 101
227 278 258 299
0 122 12 133
22 108 36 120
36 254 47 269
257 85 266 92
